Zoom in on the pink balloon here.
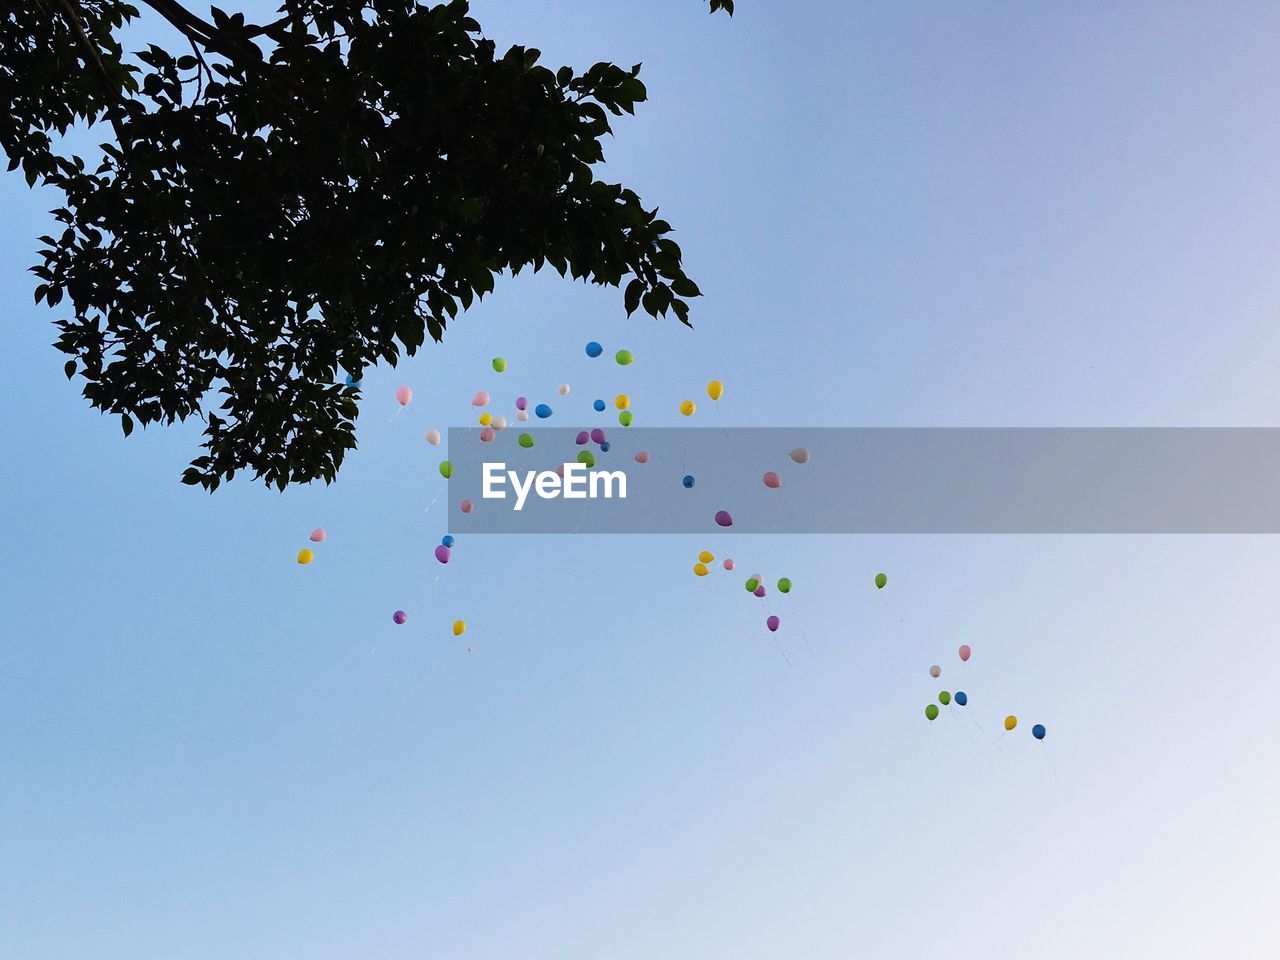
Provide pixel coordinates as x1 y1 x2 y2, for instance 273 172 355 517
766 615 780 632
460 499 474 514
714 510 733 527
309 528 326 542
435 545 451 564
634 451 650 464
958 644 971 662
480 426 496 442
424 428 441 446
723 558 735 571
555 464 565 478
763 471 781 489
395 385 413 406
472 391 490 407
929 665 941 678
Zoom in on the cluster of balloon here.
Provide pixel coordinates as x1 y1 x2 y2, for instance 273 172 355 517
297 527 327 565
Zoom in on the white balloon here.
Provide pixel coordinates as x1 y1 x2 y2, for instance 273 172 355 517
789 447 810 464
516 409 529 421
558 383 571 396
425 428 441 446
492 416 507 430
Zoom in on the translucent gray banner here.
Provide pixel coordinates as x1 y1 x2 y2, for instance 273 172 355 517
444 428 1280 533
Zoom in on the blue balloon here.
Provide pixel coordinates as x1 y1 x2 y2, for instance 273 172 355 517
585 341 603 358
441 535 455 548
593 399 606 412
535 403 553 419
682 474 695 488
954 691 967 706
600 441 611 453
1032 723 1046 740
345 374 362 388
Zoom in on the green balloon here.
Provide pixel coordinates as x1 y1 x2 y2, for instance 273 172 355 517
615 349 634 365
618 410 633 426
925 703 939 721
492 357 506 373
777 577 792 593
745 578 759 592
938 691 952 706
439 460 453 479
874 572 887 589
577 450 595 468
517 433 534 448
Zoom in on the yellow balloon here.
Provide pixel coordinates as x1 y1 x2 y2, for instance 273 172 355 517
453 620 466 636
707 380 723 401
296 549 314 565
1004 715 1018 731
615 394 630 410
693 563 709 577
698 550 715 564
478 412 493 426
680 400 696 416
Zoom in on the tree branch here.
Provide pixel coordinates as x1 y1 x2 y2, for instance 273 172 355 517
54 0 134 159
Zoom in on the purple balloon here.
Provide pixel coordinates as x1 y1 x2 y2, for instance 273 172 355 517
575 431 590 445
434 545 451 564
754 585 767 597
393 610 407 624
515 396 528 411
590 428 606 445
767 615 780 632
714 510 734 527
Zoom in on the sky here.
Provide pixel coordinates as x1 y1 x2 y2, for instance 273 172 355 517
4 1 1280 956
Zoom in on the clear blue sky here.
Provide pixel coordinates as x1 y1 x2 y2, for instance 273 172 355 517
4 2 1280 956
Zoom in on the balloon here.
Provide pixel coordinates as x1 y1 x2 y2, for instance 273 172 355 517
680 400 696 416
479 413 492 426
492 357 506 373
585 341 603 358
763 471 781 489
558 383 571 396
479 427 495 443
715 510 734 527
575 431 590 445
535 403 553 419
789 447 810 464
296 549 314 565
518 433 534 448
492 416 507 430
425 428 441 446
555 464 564 478
682 474 695 488
600 441 611 453
723 558 735 571
593 399 606 412
453 620 466 636
393 610 408 624
515 396 527 411
767 615 780 632
745 578 759 592
472 391 489 407
395 385 413 406
699 550 715 564
614 394 630 410
309 528 326 542
615 349 634 365
590 428 606 445
435 545 452 564
460 499 474 513
707 380 723 401
577 451 595 468
925 704 939 721
958 644 971 662
929 665 941 678
938 691 952 705
694 563 709 577
619 410 633 426
1032 724 1046 740
954 691 968 706
777 577 791 593
874 572 887 589
439 460 453 479
634 450 649 463
442 535 455 547
754 585 766 597
516 410 529 421
345 374 362 388
1004 715 1018 731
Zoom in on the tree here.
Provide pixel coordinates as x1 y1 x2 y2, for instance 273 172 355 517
1 0 732 490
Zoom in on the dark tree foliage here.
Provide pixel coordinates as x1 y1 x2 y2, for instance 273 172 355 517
1 0 731 490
